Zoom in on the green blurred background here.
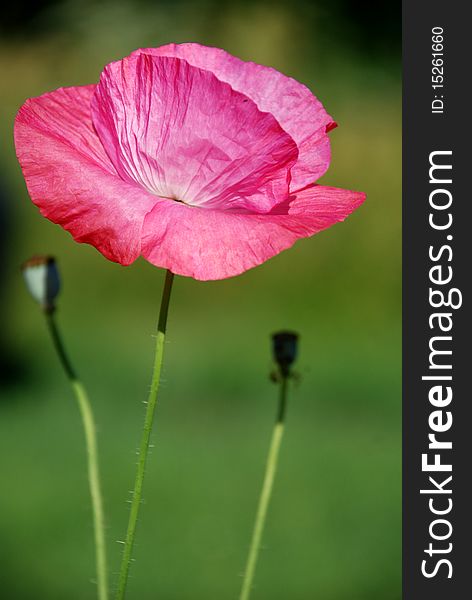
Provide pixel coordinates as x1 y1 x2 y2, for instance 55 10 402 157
0 1 400 598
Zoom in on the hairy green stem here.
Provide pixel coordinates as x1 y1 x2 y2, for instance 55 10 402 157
46 312 108 600
115 270 174 600
239 376 288 600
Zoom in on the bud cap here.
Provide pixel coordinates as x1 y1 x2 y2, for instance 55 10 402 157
21 255 60 312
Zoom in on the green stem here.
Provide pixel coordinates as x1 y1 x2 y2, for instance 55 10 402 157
115 270 175 600
45 312 108 600
239 376 288 600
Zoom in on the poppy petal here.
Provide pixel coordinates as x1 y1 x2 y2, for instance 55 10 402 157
92 54 298 213
141 185 366 280
14 85 158 265
133 43 334 190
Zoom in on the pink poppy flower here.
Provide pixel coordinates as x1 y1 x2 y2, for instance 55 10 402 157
14 43 365 280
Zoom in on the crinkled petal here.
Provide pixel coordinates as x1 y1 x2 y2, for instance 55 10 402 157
141 185 366 280
133 43 335 190
92 54 298 213
14 86 158 265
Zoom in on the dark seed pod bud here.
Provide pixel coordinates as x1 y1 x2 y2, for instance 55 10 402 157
272 331 299 377
21 255 60 314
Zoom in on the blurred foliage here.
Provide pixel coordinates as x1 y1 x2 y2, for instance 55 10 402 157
2 0 400 59
0 1 400 599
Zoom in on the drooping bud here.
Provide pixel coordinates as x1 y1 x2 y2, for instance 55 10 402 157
272 331 299 377
21 255 60 313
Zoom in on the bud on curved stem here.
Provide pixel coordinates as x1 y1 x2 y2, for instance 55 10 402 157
21 255 108 600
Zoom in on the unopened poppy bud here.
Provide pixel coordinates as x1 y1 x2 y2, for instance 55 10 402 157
21 255 60 313
272 331 299 376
